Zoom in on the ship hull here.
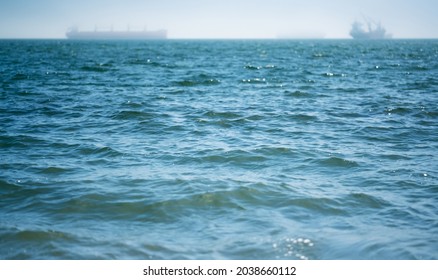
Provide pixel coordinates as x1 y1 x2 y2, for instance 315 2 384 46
66 30 167 40
350 33 389 40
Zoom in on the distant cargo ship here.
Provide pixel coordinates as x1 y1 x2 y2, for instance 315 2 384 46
66 27 167 40
350 20 391 39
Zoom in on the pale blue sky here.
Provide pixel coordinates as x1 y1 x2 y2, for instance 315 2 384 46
1 0 437 38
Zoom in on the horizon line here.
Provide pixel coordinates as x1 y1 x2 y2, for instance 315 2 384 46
1 37 438 40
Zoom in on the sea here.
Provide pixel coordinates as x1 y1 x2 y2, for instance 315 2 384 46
1 39 437 260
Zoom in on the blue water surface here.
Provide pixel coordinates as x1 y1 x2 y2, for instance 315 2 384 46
1 39 437 259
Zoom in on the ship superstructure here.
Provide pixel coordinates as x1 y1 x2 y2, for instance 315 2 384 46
350 20 391 39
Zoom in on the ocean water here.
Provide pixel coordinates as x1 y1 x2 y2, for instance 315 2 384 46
1 39 437 260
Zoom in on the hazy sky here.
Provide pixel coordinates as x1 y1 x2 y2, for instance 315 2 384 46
1 0 437 39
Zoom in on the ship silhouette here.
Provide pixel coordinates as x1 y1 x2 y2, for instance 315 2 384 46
350 19 392 39
66 26 167 40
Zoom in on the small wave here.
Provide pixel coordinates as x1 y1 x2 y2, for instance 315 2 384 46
77 145 123 158
197 110 249 128
244 114 264 121
280 197 347 216
188 150 268 167
288 113 318 122
335 87 368 93
415 109 438 118
244 64 277 71
378 153 410 161
176 79 221 86
0 179 22 193
1 134 45 148
55 186 258 223
80 64 112 72
174 74 221 87
384 107 413 115
318 157 359 168
311 52 328 58
336 238 421 260
344 193 391 209
0 228 77 259
11 73 28 80
253 146 296 157
244 64 263 70
407 65 429 71
145 186 267 216
126 59 162 67
112 110 154 121
284 90 312 98
202 110 242 119
240 78 267 84
321 72 346 77
13 229 73 242
402 80 436 90
38 166 72 175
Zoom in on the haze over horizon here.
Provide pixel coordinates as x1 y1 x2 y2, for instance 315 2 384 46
1 0 438 39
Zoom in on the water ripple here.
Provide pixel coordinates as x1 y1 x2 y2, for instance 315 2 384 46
1 39 437 260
